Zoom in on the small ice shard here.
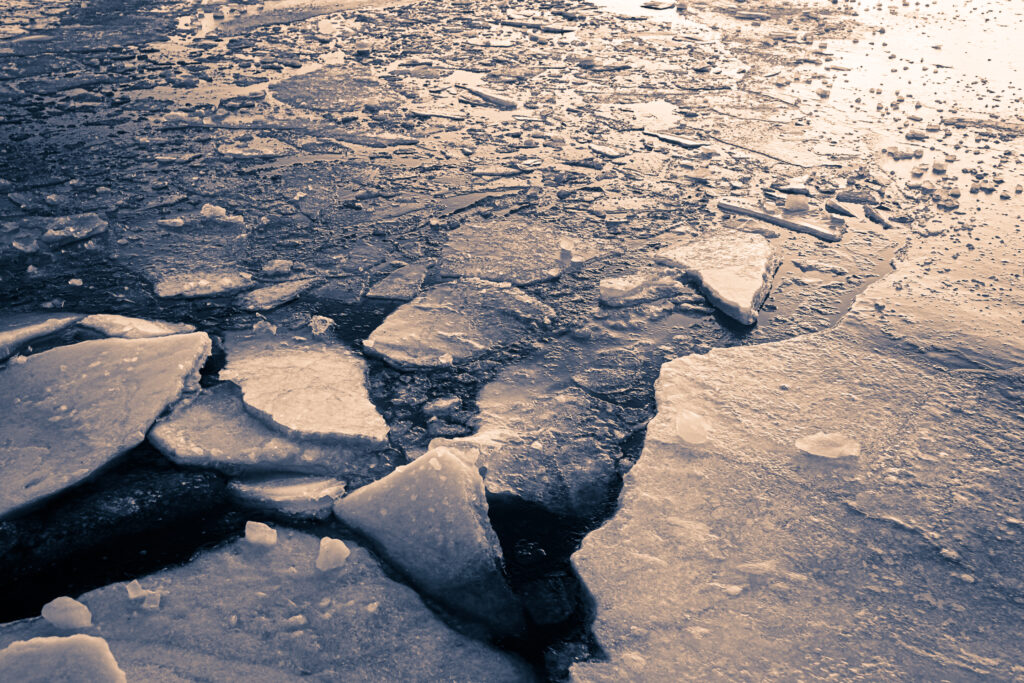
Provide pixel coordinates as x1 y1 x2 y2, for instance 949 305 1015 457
795 431 861 460
41 596 92 629
245 521 278 546
124 580 147 600
0 635 126 682
142 592 162 611
124 580 161 608
316 537 351 571
200 203 244 225
309 315 335 336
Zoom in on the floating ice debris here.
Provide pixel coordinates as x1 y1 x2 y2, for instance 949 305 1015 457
220 335 389 447
366 263 429 301
123 580 161 609
78 314 195 339
717 199 843 242
364 279 553 369
599 271 688 307
656 230 780 325
234 277 320 311
38 213 108 247
230 475 347 519
334 449 525 636
152 271 254 299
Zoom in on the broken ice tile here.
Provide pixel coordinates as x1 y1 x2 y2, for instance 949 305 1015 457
230 475 347 520
220 335 389 448
438 220 580 285
152 270 254 299
0 333 211 517
656 230 780 325
599 270 688 307
38 213 108 247
366 263 428 301
233 277 320 311
0 312 82 361
363 279 554 369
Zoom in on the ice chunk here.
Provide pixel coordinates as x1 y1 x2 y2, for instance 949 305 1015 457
334 449 525 636
316 537 351 571
245 521 278 546
41 596 92 629
0 635 125 683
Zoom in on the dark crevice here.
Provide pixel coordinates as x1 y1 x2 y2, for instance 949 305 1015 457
0 442 244 623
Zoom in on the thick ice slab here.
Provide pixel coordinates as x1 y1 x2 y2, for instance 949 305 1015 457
0 312 81 360
0 529 533 682
234 277 320 311
334 449 525 637
0 333 211 517
655 229 780 324
220 335 389 447
78 314 195 339
150 381 383 476
363 279 554 369
572 286 1024 679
